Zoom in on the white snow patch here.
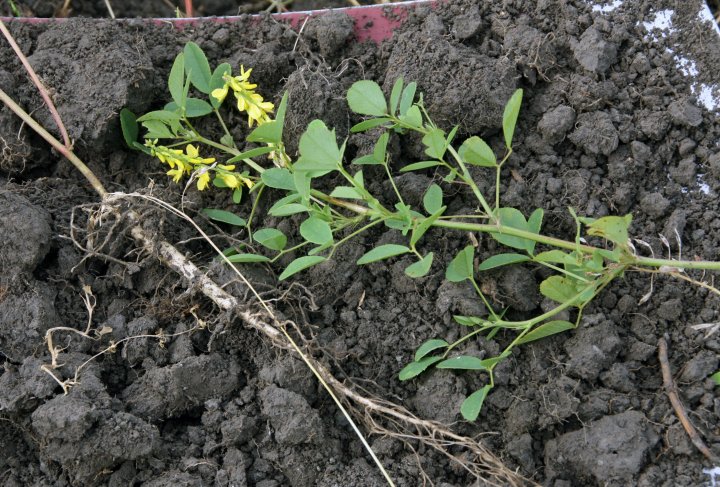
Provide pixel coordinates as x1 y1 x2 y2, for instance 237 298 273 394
699 5 720 37
692 83 720 111
639 8 720 114
592 0 622 13
697 174 711 195
642 9 676 38
704 466 720 487
675 55 699 77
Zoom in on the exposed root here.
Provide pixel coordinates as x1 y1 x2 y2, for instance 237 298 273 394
658 337 720 464
101 191 533 487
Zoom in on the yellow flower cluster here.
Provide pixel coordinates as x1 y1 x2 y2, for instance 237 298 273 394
145 140 253 191
211 66 274 127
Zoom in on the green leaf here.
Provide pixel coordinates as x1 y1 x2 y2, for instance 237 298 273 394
227 253 271 263
410 205 446 247
414 338 448 361
253 228 287 251
209 63 231 109
300 217 333 245
137 110 183 123
357 244 410 265
166 98 213 117
347 80 387 116
477 253 530 271
458 136 496 167
461 385 492 421
294 120 342 173
183 42 212 94
527 208 544 254
492 207 533 252
268 203 308 217
436 355 488 370
261 167 296 191
502 88 523 149
539 276 577 304
446 245 474 282
399 161 441 173
516 320 575 345
453 315 486 327
269 193 301 212
711 371 720 386
329 186 363 199
232 188 242 204
423 184 443 215
120 109 139 149
201 208 246 227
141 120 177 139
585 214 632 246
534 250 573 264
422 128 447 160
399 356 444 381
405 253 434 278
401 104 422 128
350 117 392 133
226 146 276 164
398 82 417 116
373 132 390 164
389 77 403 116
169 52 185 107
279 255 326 280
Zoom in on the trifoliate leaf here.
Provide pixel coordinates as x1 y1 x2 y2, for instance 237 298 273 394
357 244 410 265
279 256 326 280
446 245 474 282
399 356 444 381
253 228 287 251
183 42 212 94
516 320 575 345
458 136 496 167
347 80 387 116
300 217 333 245
502 88 523 149
201 209 246 227
414 338 448 361
405 253 434 278
461 385 492 421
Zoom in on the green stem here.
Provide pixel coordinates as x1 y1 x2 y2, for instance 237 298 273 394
0 87 107 197
494 148 512 211
470 277 499 321
214 109 236 150
246 184 265 240
328 218 387 259
446 145 495 220
384 162 405 206
192 135 266 175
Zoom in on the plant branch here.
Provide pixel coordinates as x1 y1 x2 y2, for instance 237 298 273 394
658 337 720 463
0 87 107 197
0 19 72 149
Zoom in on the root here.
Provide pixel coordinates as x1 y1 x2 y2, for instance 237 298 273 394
658 337 720 464
103 191 532 487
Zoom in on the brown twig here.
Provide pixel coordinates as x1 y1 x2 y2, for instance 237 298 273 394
0 19 72 150
658 337 720 463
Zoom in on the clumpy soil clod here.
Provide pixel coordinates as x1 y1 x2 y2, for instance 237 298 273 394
1 0 720 486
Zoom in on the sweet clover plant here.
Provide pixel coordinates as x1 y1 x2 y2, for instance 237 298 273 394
122 43 720 421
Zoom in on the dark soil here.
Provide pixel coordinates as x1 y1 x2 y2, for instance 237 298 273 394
1 0 720 486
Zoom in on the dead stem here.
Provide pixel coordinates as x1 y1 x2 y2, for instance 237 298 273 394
658 337 720 464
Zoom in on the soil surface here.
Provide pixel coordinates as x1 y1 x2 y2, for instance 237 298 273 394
1 0 720 486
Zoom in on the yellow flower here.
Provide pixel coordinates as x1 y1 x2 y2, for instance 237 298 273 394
219 173 240 188
196 170 211 191
211 65 274 127
167 167 184 183
185 144 215 165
